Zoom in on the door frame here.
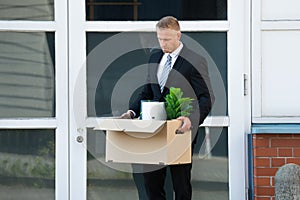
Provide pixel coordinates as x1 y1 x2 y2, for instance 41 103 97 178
0 0 70 199
68 0 250 199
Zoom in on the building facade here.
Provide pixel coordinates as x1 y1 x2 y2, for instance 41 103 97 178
0 0 299 200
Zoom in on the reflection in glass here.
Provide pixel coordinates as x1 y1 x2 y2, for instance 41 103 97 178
192 127 228 199
86 32 227 117
0 0 54 21
87 129 140 199
0 129 55 200
0 32 55 118
86 0 227 21
87 128 228 200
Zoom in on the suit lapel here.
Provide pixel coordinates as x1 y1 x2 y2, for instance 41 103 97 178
172 55 184 71
164 49 185 91
150 47 186 96
171 45 187 72
149 51 163 95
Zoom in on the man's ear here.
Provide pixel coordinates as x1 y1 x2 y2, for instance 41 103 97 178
177 31 181 40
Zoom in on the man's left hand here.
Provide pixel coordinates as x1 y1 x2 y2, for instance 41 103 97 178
176 116 192 133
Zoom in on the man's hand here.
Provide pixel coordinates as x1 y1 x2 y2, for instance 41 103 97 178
176 116 192 134
120 110 134 119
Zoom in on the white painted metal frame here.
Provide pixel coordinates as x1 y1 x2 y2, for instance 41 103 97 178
227 0 249 199
69 0 87 199
69 1 249 200
0 0 69 199
252 0 300 123
244 0 252 198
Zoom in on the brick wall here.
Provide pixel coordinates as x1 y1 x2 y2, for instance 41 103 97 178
252 134 300 200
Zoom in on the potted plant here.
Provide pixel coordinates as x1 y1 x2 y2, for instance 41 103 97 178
164 87 194 120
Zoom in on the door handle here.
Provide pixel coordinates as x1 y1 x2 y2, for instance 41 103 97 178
76 136 84 143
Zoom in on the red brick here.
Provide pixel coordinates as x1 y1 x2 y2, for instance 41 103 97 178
277 134 294 138
255 134 278 139
254 158 270 167
254 197 271 200
294 148 300 157
293 134 300 138
253 134 271 140
253 148 277 157
286 158 300 165
271 139 300 147
271 158 286 167
278 148 293 157
255 186 275 196
255 177 271 187
254 167 279 176
267 134 280 138
253 138 270 147
271 177 275 187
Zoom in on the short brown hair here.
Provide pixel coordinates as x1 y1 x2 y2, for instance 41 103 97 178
156 16 180 31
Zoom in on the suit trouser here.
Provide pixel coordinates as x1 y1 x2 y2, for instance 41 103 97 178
143 163 192 200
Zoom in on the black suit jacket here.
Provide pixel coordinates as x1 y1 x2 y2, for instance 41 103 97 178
130 45 214 128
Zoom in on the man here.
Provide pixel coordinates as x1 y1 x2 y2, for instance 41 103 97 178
122 16 214 200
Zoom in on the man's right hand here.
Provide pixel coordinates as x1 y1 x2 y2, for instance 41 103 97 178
120 110 134 119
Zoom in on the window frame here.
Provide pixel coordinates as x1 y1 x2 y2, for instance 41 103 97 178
252 0 300 123
0 0 69 199
69 0 249 200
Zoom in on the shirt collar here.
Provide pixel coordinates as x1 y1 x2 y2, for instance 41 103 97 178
169 42 183 58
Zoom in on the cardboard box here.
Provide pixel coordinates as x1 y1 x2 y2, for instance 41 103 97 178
94 118 191 165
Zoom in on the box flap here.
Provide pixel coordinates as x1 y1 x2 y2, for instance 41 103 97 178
94 118 166 133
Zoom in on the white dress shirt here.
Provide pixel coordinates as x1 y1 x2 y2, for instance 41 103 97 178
157 42 183 81
128 42 183 118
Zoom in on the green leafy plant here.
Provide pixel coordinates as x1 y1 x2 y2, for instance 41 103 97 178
164 87 194 120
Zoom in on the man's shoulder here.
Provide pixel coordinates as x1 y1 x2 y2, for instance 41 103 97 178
180 45 206 62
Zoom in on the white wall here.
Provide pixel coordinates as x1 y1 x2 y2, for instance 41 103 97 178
252 0 300 121
261 30 300 117
262 0 300 20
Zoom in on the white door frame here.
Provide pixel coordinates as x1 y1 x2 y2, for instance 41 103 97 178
68 0 250 199
0 0 69 199
227 0 251 199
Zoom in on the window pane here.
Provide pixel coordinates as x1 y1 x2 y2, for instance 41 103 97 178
86 0 227 21
87 129 138 200
192 127 229 199
0 129 55 200
0 0 54 21
87 127 228 200
86 32 227 117
0 32 55 118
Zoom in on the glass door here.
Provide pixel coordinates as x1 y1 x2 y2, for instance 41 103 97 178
69 0 249 199
0 0 69 200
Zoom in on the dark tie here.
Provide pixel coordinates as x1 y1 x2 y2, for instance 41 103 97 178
159 54 172 92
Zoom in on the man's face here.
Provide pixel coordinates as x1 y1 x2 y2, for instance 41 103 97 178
156 28 181 53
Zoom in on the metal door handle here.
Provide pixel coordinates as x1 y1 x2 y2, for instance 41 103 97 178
76 136 84 143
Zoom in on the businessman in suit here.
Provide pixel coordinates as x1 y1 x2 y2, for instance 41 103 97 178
122 16 214 200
